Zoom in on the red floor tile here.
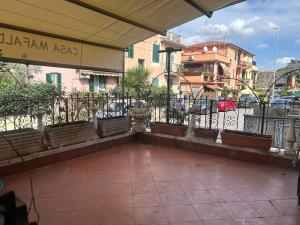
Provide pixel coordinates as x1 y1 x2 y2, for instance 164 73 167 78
3 142 299 225
185 191 216 204
132 181 157 193
133 193 162 207
164 205 199 222
193 203 231 220
209 189 243 202
159 191 190 205
156 181 182 192
134 207 168 224
221 202 260 219
248 200 281 217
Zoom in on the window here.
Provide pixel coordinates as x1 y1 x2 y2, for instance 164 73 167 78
251 72 257 80
191 87 200 96
152 44 160 63
138 59 145 68
168 79 173 87
46 73 61 91
89 75 106 92
152 78 159 87
126 45 134 58
242 70 246 79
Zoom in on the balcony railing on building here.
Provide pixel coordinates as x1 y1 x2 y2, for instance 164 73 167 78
239 60 252 68
164 63 181 73
162 31 183 44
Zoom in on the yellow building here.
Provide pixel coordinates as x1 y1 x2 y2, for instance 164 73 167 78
125 31 184 93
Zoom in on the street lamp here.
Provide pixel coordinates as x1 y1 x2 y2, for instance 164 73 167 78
272 27 279 98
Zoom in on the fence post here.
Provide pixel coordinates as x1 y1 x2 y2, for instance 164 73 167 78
36 111 44 131
209 99 213 130
260 102 266 135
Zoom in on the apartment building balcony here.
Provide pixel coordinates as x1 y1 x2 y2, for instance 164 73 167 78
161 31 184 47
182 52 230 64
238 60 252 68
164 63 182 74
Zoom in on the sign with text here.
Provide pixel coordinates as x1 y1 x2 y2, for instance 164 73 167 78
0 27 123 71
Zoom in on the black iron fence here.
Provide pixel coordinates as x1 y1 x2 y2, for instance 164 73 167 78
0 93 298 149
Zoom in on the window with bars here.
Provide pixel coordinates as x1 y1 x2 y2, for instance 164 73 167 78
126 45 134 58
152 44 160 63
89 75 106 92
46 73 62 91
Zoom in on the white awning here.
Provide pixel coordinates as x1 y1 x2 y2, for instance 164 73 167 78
220 63 229 74
81 70 121 77
0 0 243 71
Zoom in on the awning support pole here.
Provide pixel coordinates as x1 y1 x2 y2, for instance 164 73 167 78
122 50 126 116
159 47 182 124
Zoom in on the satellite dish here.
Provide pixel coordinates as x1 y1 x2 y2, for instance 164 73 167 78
213 46 218 52
203 46 208 52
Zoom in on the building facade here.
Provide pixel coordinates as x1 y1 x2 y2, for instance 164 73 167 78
33 31 183 94
33 67 120 93
180 41 258 97
124 31 184 94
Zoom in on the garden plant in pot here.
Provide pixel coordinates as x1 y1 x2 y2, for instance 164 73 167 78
151 105 188 137
221 129 273 151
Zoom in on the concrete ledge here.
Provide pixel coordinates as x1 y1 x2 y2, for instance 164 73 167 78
0 132 136 177
140 132 296 169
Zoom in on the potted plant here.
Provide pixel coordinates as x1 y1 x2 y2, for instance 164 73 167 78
97 116 131 137
221 129 273 151
194 128 219 142
0 128 42 161
43 121 97 148
151 106 188 137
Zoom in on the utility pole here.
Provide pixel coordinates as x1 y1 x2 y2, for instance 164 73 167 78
272 27 279 98
159 47 182 124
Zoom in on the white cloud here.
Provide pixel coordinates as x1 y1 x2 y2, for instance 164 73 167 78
276 57 295 65
183 17 279 44
295 39 300 45
256 43 269 48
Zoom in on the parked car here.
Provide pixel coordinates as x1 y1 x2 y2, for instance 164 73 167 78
280 96 296 104
269 98 290 109
237 96 258 108
218 97 237 112
193 100 217 115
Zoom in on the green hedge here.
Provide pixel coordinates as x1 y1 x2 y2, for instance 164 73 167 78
0 82 62 116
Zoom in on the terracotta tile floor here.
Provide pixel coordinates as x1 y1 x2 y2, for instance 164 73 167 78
3 142 300 225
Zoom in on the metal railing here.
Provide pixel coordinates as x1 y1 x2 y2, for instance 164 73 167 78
0 92 297 149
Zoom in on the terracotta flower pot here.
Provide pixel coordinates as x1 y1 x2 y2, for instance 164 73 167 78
0 128 42 160
221 129 273 151
150 122 188 137
97 116 130 137
194 128 219 142
44 121 97 148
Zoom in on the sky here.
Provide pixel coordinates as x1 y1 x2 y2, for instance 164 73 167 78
172 0 300 71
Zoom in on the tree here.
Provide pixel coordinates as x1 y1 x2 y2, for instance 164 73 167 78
279 84 289 96
0 61 41 86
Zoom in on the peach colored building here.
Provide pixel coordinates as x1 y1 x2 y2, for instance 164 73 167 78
180 41 258 97
125 31 184 94
33 67 120 93
33 31 184 94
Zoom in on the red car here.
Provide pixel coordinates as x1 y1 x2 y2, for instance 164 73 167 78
218 97 237 112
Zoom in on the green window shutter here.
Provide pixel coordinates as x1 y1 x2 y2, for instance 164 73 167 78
152 79 159 87
127 45 134 58
56 73 62 91
152 44 160 63
156 44 160 62
99 76 106 89
46 73 52 84
89 75 95 92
